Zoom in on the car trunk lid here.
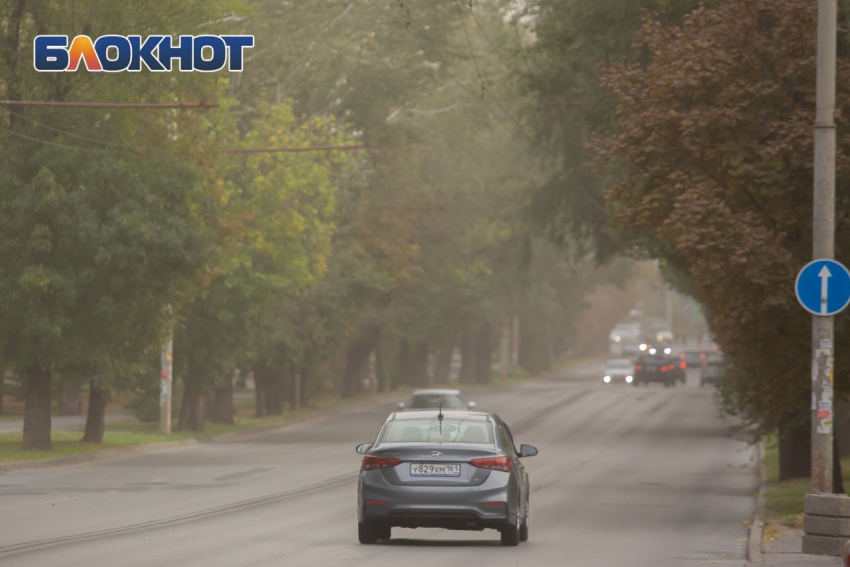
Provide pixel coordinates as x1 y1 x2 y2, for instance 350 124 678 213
369 444 501 486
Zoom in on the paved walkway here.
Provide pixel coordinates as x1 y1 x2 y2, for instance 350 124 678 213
762 524 842 566
0 409 135 433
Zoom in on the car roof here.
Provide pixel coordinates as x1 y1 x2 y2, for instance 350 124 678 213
391 409 490 421
410 389 463 396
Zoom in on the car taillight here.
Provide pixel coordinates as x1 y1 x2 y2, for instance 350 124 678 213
636 365 642 371
680 362 687 369
700 354 706 360
361 455 401 471
661 366 667 372
679 354 685 360
470 456 512 472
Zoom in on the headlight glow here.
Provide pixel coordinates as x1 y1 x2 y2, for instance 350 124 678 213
639 343 647 351
625 375 633 383
614 336 621 342
603 376 611 383
664 347 672 355
649 348 656 355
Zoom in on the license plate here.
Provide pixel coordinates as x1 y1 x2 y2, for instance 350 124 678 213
646 366 658 371
410 463 461 477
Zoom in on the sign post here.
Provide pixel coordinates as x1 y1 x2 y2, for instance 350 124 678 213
796 259 850 492
160 326 173 436
806 0 839 495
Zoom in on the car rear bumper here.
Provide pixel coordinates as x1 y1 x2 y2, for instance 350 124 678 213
358 470 516 530
635 372 671 383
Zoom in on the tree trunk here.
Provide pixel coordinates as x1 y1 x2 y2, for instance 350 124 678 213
178 365 204 431
778 413 811 481
474 322 493 384
261 362 283 415
300 366 311 408
253 369 266 418
391 338 411 391
211 373 234 425
375 341 387 392
0 366 5 416
82 381 108 443
342 329 380 398
412 341 430 387
459 331 477 385
290 368 301 412
23 364 52 450
434 335 455 384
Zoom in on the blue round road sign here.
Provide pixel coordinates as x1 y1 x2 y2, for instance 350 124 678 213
796 259 850 316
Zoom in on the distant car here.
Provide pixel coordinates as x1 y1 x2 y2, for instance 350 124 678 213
603 358 635 385
669 356 687 385
634 351 676 387
700 359 725 387
681 344 704 366
355 409 537 546
398 389 476 411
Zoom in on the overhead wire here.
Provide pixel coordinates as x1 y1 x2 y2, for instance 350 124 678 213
2 108 128 148
0 125 112 152
454 0 486 99
455 0 516 78
503 0 533 78
454 0 535 140
362 0 517 136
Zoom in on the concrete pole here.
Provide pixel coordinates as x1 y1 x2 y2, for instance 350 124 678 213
160 327 173 436
811 0 837 494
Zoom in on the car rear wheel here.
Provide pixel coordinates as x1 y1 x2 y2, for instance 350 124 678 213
501 513 521 546
358 521 378 544
519 509 529 542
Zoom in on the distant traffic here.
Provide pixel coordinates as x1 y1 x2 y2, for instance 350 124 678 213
605 310 724 388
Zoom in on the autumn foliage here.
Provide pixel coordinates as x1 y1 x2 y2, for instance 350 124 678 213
597 0 850 438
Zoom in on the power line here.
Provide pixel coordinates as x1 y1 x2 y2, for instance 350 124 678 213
455 0 486 99
0 126 112 152
0 100 218 109
1 108 127 148
456 0 516 78
504 0 532 78
363 0 516 136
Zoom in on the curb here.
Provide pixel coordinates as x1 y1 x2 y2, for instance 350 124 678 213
747 439 767 566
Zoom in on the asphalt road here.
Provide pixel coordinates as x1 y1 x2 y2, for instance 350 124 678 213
0 362 758 567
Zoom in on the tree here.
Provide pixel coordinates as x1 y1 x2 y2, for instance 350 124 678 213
524 0 699 259
0 0 243 447
596 0 850 480
175 102 353 429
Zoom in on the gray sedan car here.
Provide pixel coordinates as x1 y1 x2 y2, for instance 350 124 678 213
355 409 538 546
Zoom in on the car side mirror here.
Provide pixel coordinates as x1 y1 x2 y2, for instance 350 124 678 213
467 401 477 409
519 444 538 458
355 442 374 454
397 402 405 410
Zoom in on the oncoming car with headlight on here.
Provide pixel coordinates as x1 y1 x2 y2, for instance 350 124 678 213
603 358 635 385
355 409 538 546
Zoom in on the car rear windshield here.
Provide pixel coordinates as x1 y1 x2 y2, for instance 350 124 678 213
408 394 465 409
382 418 494 444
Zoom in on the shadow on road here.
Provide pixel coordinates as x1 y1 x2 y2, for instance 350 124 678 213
380 538 502 547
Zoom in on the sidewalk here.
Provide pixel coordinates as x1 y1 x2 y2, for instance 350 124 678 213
760 524 842 566
0 408 134 433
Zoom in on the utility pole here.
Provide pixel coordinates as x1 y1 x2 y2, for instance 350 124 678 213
160 321 174 436
811 0 837 494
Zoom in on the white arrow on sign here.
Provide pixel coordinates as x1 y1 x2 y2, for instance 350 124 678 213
820 265 833 314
